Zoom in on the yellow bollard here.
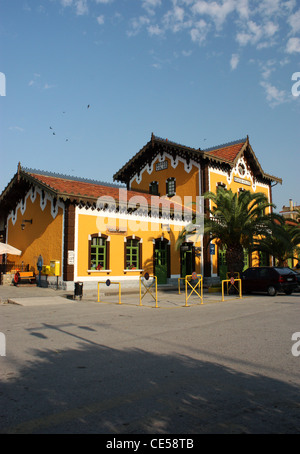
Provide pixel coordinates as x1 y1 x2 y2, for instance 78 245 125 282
98 280 122 304
139 274 158 308
221 278 242 302
226 272 240 295
184 273 203 306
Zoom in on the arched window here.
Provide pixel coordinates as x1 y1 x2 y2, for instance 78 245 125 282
89 234 110 270
124 236 142 270
149 181 159 195
166 177 176 197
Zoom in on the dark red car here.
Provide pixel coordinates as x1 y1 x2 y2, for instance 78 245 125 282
242 266 298 296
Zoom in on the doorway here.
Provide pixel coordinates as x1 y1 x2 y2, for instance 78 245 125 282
180 243 195 277
154 239 170 284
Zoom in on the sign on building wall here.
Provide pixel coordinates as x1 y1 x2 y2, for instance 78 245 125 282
155 161 168 171
68 250 75 265
234 176 251 186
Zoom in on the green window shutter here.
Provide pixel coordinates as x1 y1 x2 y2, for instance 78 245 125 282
166 178 176 197
149 181 159 195
125 237 141 269
89 235 108 269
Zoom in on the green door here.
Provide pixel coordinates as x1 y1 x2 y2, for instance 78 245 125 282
259 251 269 267
219 248 249 279
155 240 168 284
180 244 194 277
243 248 250 271
218 248 227 281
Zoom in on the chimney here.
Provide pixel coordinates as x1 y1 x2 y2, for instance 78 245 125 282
289 199 293 211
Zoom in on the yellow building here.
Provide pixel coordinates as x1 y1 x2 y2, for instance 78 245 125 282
0 134 281 288
114 134 281 280
0 163 194 289
280 199 300 222
280 199 300 268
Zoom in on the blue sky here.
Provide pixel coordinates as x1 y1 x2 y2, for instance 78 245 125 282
1 0 300 212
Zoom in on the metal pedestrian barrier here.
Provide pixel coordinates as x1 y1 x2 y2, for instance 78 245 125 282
184 272 203 306
221 277 242 302
98 279 122 304
139 273 158 308
225 272 240 295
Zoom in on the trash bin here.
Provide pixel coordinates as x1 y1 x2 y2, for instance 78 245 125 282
74 281 83 300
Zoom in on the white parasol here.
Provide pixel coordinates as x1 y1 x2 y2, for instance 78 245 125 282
0 243 22 255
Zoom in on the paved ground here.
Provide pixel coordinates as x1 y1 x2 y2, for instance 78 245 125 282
0 284 299 434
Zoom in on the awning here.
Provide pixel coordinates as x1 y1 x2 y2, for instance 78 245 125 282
0 243 22 255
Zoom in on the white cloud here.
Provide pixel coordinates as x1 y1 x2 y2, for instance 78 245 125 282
190 19 210 45
43 83 56 90
258 0 278 14
9 126 25 132
235 0 250 19
127 16 151 37
75 0 88 15
96 15 104 25
182 50 192 57
260 81 287 106
28 73 40 87
264 21 279 37
288 9 300 34
236 18 280 48
61 0 73 6
286 37 300 53
230 53 239 70
173 5 185 22
236 21 263 46
148 24 164 36
162 3 192 34
142 0 162 15
192 0 236 30
236 31 251 46
259 59 276 79
284 0 297 11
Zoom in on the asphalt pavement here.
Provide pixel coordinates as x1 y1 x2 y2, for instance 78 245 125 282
0 283 299 434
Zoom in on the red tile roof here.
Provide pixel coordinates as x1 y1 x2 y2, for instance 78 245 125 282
204 141 245 163
29 173 121 198
27 172 195 213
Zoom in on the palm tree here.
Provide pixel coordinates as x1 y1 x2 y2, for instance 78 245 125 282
252 218 300 267
176 187 277 277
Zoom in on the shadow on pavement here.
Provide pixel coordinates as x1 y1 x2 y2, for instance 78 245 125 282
0 340 299 434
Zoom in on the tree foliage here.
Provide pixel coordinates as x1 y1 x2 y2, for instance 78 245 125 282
252 217 300 266
176 187 278 276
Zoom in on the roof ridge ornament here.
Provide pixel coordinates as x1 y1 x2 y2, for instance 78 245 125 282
17 162 21 182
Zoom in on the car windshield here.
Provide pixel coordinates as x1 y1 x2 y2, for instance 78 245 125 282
274 267 296 275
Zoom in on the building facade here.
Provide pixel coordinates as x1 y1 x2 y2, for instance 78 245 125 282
280 199 300 268
280 199 300 221
113 134 281 279
0 134 281 288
